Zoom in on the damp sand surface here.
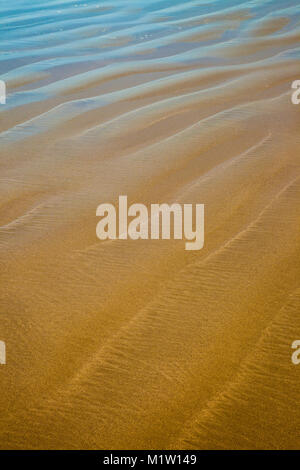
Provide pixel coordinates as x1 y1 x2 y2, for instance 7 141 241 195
1 0 300 450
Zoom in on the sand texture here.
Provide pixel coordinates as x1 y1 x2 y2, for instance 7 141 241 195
0 0 300 449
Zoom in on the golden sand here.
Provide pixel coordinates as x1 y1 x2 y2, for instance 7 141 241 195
0 0 300 449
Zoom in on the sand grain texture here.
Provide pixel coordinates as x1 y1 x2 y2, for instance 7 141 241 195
0 0 300 450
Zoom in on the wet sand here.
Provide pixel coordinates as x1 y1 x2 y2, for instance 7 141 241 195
0 0 300 449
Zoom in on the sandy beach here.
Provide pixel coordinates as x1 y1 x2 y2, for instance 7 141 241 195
0 0 300 449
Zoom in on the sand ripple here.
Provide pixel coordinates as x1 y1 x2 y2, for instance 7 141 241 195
0 0 300 449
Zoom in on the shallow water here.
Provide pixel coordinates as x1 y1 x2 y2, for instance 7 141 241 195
0 0 300 449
